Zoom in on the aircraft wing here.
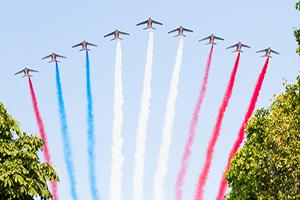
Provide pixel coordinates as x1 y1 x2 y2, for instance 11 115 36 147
199 36 211 42
104 31 115 38
87 42 97 47
168 28 179 34
14 69 24 75
119 31 130 35
226 44 238 49
242 44 251 48
72 42 83 48
183 28 193 32
215 36 224 40
56 54 66 58
152 20 163 25
41 54 51 60
256 49 267 53
271 49 280 55
28 69 39 73
136 20 148 26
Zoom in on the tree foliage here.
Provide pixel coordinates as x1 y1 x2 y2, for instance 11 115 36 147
294 28 300 55
296 1 300 10
0 102 59 200
295 1 300 55
225 75 300 199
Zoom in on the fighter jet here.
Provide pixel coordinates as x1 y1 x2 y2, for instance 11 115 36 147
256 47 279 58
72 40 97 51
104 29 130 41
15 67 38 78
199 34 224 45
226 42 250 53
168 26 193 37
136 18 163 30
41 53 66 63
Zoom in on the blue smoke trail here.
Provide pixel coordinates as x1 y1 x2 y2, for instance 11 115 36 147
55 63 78 200
85 50 99 200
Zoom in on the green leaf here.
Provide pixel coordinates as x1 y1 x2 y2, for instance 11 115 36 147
0 102 59 199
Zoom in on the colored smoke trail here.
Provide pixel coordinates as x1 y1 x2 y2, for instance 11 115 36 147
28 78 58 200
133 31 154 200
195 53 241 200
85 51 99 200
55 63 78 200
110 40 124 200
216 58 270 200
175 45 214 200
154 37 184 200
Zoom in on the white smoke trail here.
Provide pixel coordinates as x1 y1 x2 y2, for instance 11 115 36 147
110 40 124 200
133 31 154 200
154 37 184 200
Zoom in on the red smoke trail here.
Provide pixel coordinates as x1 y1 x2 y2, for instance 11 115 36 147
216 58 270 200
194 52 241 200
175 45 214 200
28 78 58 200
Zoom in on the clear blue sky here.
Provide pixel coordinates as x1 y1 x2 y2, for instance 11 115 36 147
1 0 299 199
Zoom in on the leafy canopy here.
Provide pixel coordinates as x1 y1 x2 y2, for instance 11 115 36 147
225 75 300 199
295 1 300 55
0 102 58 200
296 1 300 10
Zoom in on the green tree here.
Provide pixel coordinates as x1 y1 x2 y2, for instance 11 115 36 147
225 75 300 199
296 1 300 10
0 102 59 200
295 1 300 55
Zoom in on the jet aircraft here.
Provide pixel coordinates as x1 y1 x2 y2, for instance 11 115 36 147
15 67 38 78
136 18 163 30
226 42 251 52
104 29 130 40
72 40 97 51
199 34 224 45
256 47 279 58
42 53 66 63
168 26 193 37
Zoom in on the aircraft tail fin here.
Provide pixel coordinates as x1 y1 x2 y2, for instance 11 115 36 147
206 42 216 45
49 60 60 63
145 27 156 30
262 55 271 58
80 48 90 52
112 38 122 41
